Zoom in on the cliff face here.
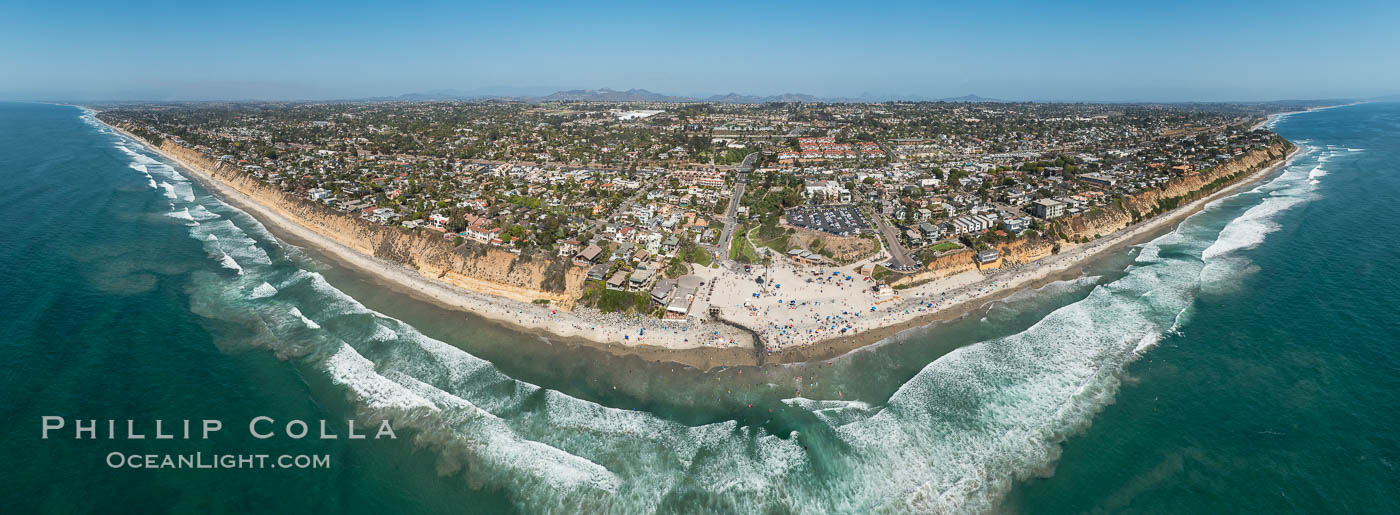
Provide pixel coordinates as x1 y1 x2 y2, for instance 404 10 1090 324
996 237 1056 265
890 237 1054 287
1059 142 1287 240
891 250 975 286
897 142 1286 284
148 136 587 308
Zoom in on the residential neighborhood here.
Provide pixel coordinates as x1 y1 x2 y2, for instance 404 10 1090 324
98 100 1291 319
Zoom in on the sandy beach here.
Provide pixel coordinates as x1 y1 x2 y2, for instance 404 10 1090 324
695 143 1300 364
100 115 1298 369
100 120 759 363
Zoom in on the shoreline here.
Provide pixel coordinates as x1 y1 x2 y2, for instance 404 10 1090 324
96 113 1297 369
757 143 1300 364
98 117 764 370
1252 101 1364 130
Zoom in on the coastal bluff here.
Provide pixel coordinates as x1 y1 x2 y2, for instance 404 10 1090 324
1058 142 1289 240
127 128 587 309
896 141 1289 285
891 237 1054 287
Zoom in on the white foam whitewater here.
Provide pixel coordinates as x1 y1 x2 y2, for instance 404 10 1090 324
217 252 243 275
250 282 278 299
97 111 1337 513
289 307 320 329
1203 146 1330 260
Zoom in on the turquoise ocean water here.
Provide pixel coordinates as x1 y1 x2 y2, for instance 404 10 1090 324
0 102 1395 513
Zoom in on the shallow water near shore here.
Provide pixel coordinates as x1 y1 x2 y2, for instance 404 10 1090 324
1 101 1397 512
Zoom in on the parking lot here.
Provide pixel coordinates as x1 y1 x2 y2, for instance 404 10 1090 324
784 205 870 236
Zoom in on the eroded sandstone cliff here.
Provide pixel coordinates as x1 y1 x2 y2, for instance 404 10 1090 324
895 142 1288 285
1058 142 1288 240
140 132 587 308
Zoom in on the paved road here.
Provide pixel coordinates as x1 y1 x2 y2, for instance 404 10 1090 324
876 140 899 162
714 152 758 262
871 210 918 269
589 178 654 235
716 181 746 260
738 151 759 171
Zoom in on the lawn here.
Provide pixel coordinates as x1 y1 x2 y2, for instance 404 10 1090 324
753 220 791 254
730 227 760 264
930 241 961 252
755 234 790 255
679 243 713 267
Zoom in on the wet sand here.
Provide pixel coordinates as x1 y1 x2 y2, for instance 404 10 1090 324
764 143 1299 365
101 115 1296 370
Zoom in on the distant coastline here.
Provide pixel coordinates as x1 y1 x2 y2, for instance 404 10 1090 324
94 112 1296 369
1252 101 1366 130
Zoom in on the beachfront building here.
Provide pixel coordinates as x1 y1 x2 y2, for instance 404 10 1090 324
558 239 582 258
664 276 703 319
574 244 604 266
1004 218 1028 234
650 278 676 306
974 249 1000 264
628 267 658 292
606 271 629 291
587 263 610 282
1030 198 1066 220
786 248 826 266
665 291 693 319
949 214 997 235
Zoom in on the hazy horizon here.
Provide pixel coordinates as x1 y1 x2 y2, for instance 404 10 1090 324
5 0 1399 102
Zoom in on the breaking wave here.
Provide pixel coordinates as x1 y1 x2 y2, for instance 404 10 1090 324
1202 146 1326 261
289 307 320 329
216 252 243 275
250 282 278 299
166 207 194 222
98 111 1332 513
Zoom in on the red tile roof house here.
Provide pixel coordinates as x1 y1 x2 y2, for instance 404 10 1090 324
464 218 497 243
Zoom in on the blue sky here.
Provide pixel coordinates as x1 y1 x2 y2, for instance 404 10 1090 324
3 0 1398 101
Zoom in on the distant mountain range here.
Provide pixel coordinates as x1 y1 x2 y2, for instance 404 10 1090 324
363 87 1007 104
540 88 681 102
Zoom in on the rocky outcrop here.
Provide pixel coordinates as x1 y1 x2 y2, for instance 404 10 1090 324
140 132 587 308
